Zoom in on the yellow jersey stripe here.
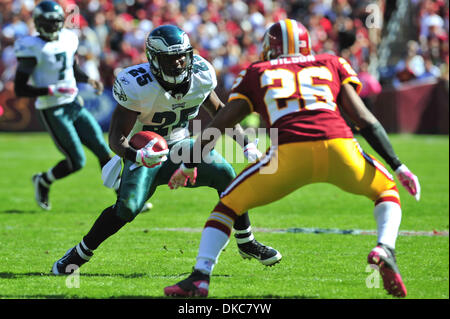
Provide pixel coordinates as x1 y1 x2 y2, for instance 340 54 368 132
342 76 363 95
228 92 255 113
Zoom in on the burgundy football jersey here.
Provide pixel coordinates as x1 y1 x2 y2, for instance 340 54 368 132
228 53 362 144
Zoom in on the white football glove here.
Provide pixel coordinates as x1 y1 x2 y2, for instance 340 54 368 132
135 138 169 168
168 163 197 190
395 164 421 201
48 83 78 97
243 138 262 162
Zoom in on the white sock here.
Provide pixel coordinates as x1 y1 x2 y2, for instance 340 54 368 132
195 227 230 275
46 169 56 183
373 201 402 249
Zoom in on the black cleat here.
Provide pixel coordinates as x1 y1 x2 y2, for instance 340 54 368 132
237 239 282 266
52 244 92 275
32 173 51 210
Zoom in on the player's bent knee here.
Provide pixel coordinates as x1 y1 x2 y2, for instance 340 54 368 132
213 164 237 191
70 157 86 172
114 200 140 222
374 186 401 207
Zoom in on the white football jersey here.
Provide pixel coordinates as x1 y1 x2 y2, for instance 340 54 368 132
112 55 217 145
14 28 79 109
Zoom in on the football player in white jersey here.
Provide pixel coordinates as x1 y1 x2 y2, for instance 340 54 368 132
14 1 112 211
51 25 282 275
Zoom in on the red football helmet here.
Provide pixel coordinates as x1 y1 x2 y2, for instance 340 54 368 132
261 19 312 61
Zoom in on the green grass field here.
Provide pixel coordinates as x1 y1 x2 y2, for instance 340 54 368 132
0 132 448 300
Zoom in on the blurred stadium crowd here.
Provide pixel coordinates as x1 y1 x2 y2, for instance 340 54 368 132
0 0 448 99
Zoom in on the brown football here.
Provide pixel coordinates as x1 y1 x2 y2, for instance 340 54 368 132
129 131 168 152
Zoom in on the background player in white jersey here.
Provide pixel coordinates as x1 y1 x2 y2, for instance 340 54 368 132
14 1 112 211
51 25 281 275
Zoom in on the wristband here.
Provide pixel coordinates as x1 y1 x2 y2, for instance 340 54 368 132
125 147 138 163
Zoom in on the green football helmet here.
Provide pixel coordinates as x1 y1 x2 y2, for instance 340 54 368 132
33 1 65 41
145 25 194 88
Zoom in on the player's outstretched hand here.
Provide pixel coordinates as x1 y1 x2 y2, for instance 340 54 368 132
88 78 104 95
395 164 421 201
136 138 169 168
243 138 262 162
168 164 197 190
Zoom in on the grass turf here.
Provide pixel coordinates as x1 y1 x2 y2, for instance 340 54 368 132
0 132 448 300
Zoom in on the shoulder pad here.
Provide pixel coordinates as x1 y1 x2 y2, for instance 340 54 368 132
192 55 217 90
14 36 40 58
112 69 136 103
112 64 158 110
116 64 155 97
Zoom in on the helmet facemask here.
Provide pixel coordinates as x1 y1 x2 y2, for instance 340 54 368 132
261 31 278 61
147 48 193 86
35 16 64 40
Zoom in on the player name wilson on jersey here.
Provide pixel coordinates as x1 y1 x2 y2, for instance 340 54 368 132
112 55 217 145
14 28 79 109
269 54 316 66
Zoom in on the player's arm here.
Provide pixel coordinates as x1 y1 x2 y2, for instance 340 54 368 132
14 57 77 98
339 83 400 169
338 83 421 200
202 91 261 161
108 103 168 168
202 91 250 147
168 97 251 189
14 57 49 97
201 97 252 148
108 103 139 162
73 56 103 95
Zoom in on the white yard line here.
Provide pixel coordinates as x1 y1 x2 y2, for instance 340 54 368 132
148 227 449 237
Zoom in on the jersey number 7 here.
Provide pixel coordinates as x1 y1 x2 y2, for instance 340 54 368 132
55 52 66 80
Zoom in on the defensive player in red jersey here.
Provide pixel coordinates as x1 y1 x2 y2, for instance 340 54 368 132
164 19 420 298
